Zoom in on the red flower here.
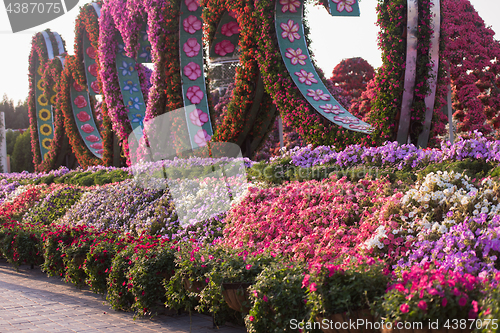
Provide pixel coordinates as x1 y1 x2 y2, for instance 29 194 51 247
418 300 427 311
88 63 98 77
86 46 96 59
74 95 88 109
77 111 90 122
81 124 95 134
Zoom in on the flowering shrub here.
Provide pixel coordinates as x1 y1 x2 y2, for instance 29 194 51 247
223 175 399 264
380 263 484 323
0 221 45 268
57 180 163 231
245 261 309 333
22 185 84 225
306 257 389 320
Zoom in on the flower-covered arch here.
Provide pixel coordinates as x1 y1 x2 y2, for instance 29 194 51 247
29 0 447 171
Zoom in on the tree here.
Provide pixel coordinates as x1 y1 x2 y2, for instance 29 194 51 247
0 94 30 129
329 57 376 99
6 130 21 156
11 128 34 173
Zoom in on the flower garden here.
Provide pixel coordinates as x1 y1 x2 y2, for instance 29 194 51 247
1 133 500 331
4 0 500 331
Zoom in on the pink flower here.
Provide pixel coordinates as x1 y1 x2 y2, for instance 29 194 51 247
194 129 211 147
263 295 268 302
418 300 427 311
333 116 359 124
228 10 238 19
442 298 448 307
90 143 102 149
183 15 202 34
309 283 317 292
280 0 300 13
252 290 258 297
91 81 100 94
302 274 310 288
458 297 467 307
320 104 343 114
307 89 330 101
294 69 317 86
88 63 98 77
77 111 90 122
285 47 307 66
332 0 356 13
81 124 95 134
349 124 372 131
221 21 240 37
185 0 199 12
248 316 254 322
183 62 201 81
214 40 235 56
400 303 409 313
183 38 201 58
280 20 300 43
245 264 252 270
73 81 83 92
86 46 96 59
74 95 88 108
189 108 209 126
186 86 204 104
86 135 99 142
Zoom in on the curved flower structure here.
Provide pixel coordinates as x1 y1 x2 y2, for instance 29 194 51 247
30 0 445 169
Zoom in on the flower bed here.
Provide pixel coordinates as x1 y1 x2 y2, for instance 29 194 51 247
1 139 500 329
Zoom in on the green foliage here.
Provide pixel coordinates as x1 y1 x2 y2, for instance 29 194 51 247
479 280 500 332
84 234 121 295
0 222 44 268
418 158 495 182
63 233 100 288
307 258 389 318
106 245 136 311
128 242 176 317
11 128 34 173
6 130 21 156
246 261 316 333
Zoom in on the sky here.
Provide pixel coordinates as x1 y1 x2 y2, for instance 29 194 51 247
0 0 499 104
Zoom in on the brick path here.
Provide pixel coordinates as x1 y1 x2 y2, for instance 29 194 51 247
0 260 246 333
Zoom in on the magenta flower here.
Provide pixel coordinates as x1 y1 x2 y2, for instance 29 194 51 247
263 295 268 302
183 38 201 58
185 0 199 12
320 104 343 114
333 115 359 124
86 135 99 142
183 62 201 81
81 124 95 134
249 316 255 322
418 300 427 311
349 124 372 131
280 0 300 13
214 40 235 56
90 143 102 149
194 129 211 147
280 20 300 43
400 303 409 313
309 283 317 292
189 108 209 126
74 95 88 108
186 86 204 104
285 47 307 66
458 297 467 307
442 298 448 307
332 0 356 13
77 111 90 122
183 15 202 34
245 264 252 270
294 69 317 86
307 89 330 101
86 46 96 59
221 21 240 37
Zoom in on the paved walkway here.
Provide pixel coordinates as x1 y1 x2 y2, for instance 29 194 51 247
0 260 246 333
